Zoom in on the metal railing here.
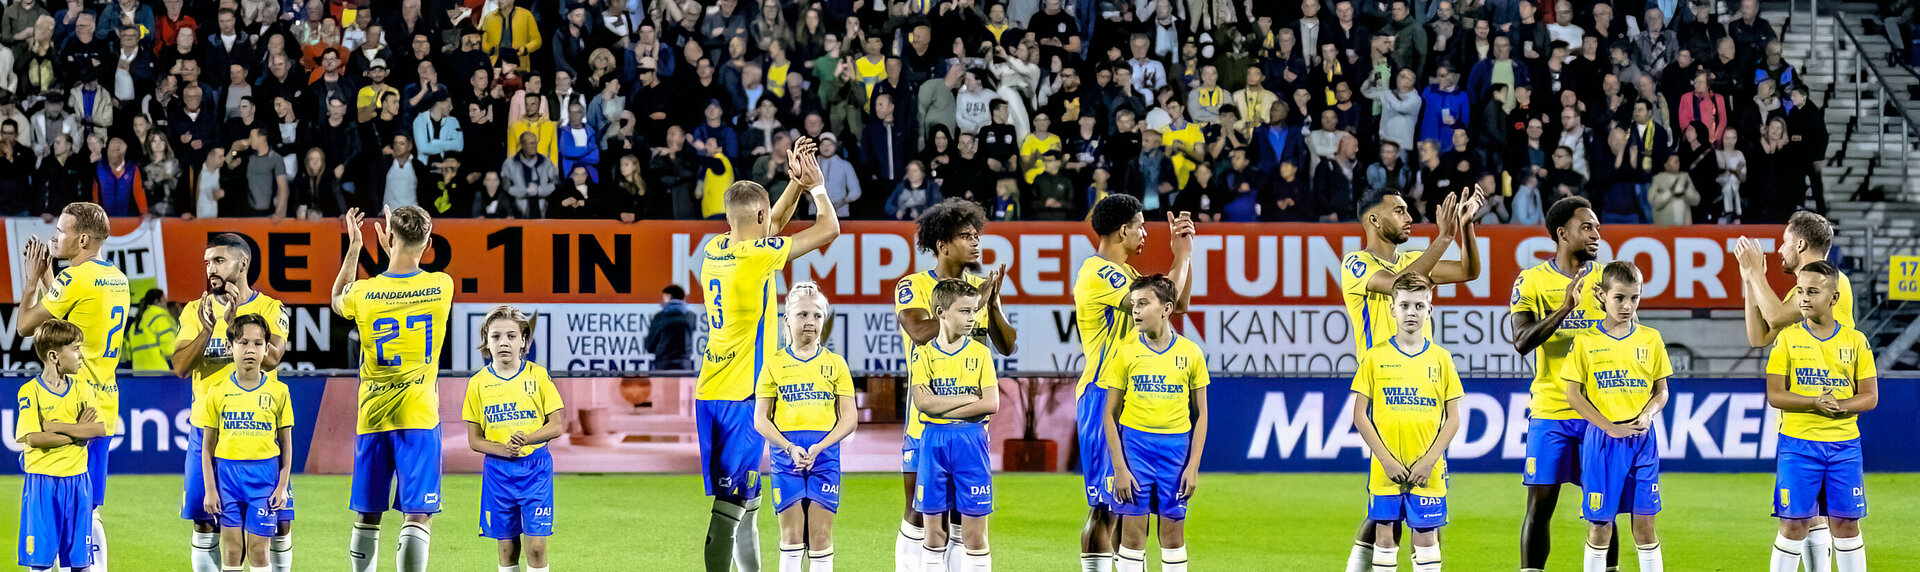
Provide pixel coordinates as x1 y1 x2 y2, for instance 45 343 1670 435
1830 10 1920 202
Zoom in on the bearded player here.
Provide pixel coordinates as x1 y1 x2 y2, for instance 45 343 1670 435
1337 189 1482 572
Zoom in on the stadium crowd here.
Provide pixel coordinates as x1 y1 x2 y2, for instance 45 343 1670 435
0 0 1830 225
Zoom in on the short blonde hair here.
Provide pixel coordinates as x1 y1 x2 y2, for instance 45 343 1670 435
32 319 82 363
63 202 110 241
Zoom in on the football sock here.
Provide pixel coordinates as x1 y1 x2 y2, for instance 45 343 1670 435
779 543 804 572
222 568 243 572
1347 541 1375 572
1806 524 1834 572
1412 544 1441 572
250 566 271 572
1116 546 1146 572
734 498 763 572
897 521 925 572
1771 533 1805 572
808 548 834 572
1833 534 1864 572
191 530 221 572
946 523 965 572
396 522 431 572
706 500 745 571
89 509 107 572
270 532 292 572
1161 546 1187 572
1371 545 1398 572
1583 542 1608 572
529 567 549 572
499 566 520 572
1635 542 1662 572
1080 552 1114 572
964 548 991 571
348 522 380 572
922 544 947 572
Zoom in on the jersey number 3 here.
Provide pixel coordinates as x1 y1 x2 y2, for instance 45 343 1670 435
373 313 435 366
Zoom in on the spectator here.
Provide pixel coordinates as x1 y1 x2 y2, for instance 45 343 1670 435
1418 64 1471 152
864 93 913 198
690 135 735 219
815 133 860 217
413 97 463 165
1727 0 1776 63
612 154 665 221
235 128 287 217
1680 70 1728 145
1649 155 1699 225
1125 129 1176 217
1365 141 1414 197
503 130 559 218
481 0 542 67
36 134 88 219
93 136 143 216
1031 152 1074 220
649 124 702 219
1510 168 1544 226
1715 129 1748 222
886 160 942 220
558 102 600 181
289 147 343 220
0 120 30 215
549 164 600 219
646 284 697 371
1785 86 1827 215
473 171 522 218
141 131 181 217
1313 132 1359 221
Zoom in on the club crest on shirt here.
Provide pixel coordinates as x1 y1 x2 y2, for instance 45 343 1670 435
821 364 835 379
1838 347 1855 364
1636 347 1650 365
965 357 980 371
1428 366 1440 380
258 394 273 411
1175 356 1188 370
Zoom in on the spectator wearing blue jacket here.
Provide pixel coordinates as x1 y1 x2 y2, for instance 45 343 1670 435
1418 64 1473 152
558 102 601 182
1250 101 1307 176
412 98 464 165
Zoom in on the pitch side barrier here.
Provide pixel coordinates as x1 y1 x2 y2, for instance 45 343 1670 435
4 372 1914 475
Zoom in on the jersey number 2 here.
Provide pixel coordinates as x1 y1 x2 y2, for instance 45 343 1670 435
102 306 126 359
373 313 435 366
707 279 724 328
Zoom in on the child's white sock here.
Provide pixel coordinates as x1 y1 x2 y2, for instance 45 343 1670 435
706 501 745 571
1080 551 1114 572
1583 542 1608 572
945 523 964 572
807 547 834 572
922 544 947 572
735 498 763 572
1115 546 1145 572
348 522 380 572
269 532 292 572
1770 533 1804 572
897 521 925 572
1161 546 1187 572
1412 543 1441 572
1833 534 1865 572
396 521 431 572
250 565 271 572
1635 543 1663 572
964 548 991 571
528 566 548 572
1806 524 1834 572
779 543 804 572
1371 545 1398 572
498 565 521 572
1347 541 1375 572
191 530 221 572
89 509 107 572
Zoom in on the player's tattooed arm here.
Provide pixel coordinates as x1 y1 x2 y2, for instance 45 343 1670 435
1735 238 1797 347
1103 384 1136 503
784 141 843 263
1509 267 1592 355
1179 386 1209 499
1429 192 1484 284
1364 194 1460 295
1350 392 1410 483
330 208 368 316
1167 212 1198 313
464 421 521 459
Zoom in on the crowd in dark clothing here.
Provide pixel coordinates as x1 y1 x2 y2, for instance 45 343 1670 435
0 0 1829 225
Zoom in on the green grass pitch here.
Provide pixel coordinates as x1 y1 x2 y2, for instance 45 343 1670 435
5 472 1916 570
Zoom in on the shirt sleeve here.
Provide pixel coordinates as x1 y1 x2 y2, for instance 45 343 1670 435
754 237 794 272
1650 335 1674 381
461 376 485 425
1083 261 1132 310
199 388 221 433
267 299 291 340
1765 336 1790 376
1508 273 1533 315
979 350 999 391
1442 351 1465 402
177 300 204 342
338 282 359 320
1189 347 1211 390
15 387 40 439
833 357 855 396
892 276 923 315
1097 349 1127 391
1557 335 1587 386
1339 253 1372 299
40 270 80 318
275 384 295 428
1853 333 1878 381
536 375 565 415
1348 353 1373 396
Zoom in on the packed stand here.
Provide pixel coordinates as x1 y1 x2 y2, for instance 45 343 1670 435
0 0 1832 225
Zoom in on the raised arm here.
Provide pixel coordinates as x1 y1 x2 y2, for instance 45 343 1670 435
13 237 53 337
1736 239 1798 347
1364 193 1461 294
170 299 215 378
1509 269 1591 356
781 144 842 263
764 140 816 235
1430 194 1484 284
1167 212 1198 313
982 266 1018 355
330 208 367 316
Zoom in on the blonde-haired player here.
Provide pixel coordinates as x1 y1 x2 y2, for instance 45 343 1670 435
14 202 130 570
1561 261 1671 572
462 306 565 572
754 282 858 572
1350 274 1463 572
1764 261 1876 572
331 206 455 572
696 138 840 572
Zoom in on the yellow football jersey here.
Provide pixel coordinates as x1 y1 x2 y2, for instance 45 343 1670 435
1510 260 1604 421
339 270 455 434
1351 339 1463 496
178 293 291 428
1159 122 1205 187
1340 249 1434 355
913 338 998 425
462 362 566 456
1559 325 1673 423
697 236 793 401
758 346 855 432
201 372 294 461
40 258 130 434
895 270 990 439
1074 256 1139 396
855 56 887 98
14 375 97 477
1020 133 1062 183
1766 322 1875 442
1782 271 1854 327
1099 333 1210 434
